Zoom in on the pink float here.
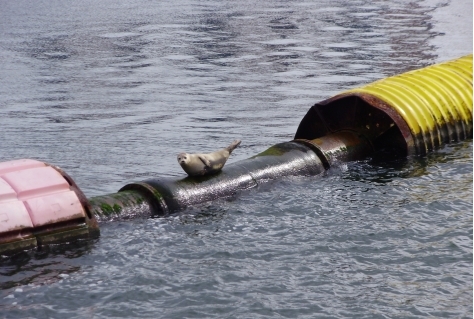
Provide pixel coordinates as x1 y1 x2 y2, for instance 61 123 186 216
0 159 99 255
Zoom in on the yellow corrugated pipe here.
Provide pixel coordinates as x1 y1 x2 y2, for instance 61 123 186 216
346 54 473 154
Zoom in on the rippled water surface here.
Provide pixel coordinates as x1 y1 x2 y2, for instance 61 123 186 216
0 0 472 318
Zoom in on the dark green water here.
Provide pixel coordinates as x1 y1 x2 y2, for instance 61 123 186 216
0 0 472 317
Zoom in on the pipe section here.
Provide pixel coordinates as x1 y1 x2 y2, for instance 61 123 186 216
88 190 153 221
90 132 373 218
295 55 473 155
120 141 325 214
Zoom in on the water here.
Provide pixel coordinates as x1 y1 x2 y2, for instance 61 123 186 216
0 0 472 317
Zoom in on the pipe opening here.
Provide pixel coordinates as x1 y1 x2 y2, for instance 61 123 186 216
295 95 408 158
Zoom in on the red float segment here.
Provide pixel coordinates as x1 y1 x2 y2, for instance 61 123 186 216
0 201 34 233
24 191 85 227
2 166 70 201
0 159 45 176
0 163 85 227
0 159 98 255
0 178 17 202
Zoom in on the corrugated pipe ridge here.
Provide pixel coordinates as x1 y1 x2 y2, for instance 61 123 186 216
346 54 473 154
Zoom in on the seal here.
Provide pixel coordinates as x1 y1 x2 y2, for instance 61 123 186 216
177 140 241 176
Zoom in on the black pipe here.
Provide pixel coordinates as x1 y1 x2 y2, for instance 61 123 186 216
89 132 373 219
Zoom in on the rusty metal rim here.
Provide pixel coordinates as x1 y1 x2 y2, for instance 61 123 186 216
366 82 435 152
393 76 445 146
377 80 438 151
327 92 416 155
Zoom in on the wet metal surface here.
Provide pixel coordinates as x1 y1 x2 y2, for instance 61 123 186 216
296 131 374 167
89 190 153 221
0 0 472 318
120 142 325 215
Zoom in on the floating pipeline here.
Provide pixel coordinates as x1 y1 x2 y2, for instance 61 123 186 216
89 131 373 218
1 55 472 255
90 54 472 219
295 54 473 156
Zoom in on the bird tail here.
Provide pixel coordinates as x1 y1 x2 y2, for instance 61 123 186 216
226 139 241 154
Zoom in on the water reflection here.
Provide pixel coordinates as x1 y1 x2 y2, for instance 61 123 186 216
346 140 474 183
0 241 94 290
0 0 471 317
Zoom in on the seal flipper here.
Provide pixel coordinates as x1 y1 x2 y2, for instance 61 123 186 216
226 140 241 154
198 155 212 168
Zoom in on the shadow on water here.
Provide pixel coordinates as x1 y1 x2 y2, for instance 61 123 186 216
344 140 472 180
0 240 96 291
